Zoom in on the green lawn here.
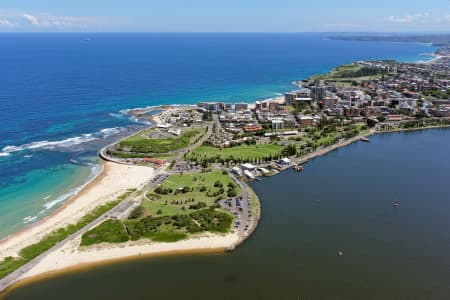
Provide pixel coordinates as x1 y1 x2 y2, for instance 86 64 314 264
79 171 240 246
117 128 203 154
143 171 241 217
188 143 283 161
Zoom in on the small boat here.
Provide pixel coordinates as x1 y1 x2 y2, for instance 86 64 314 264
293 164 304 172
360 137 371 143
393 201 399 208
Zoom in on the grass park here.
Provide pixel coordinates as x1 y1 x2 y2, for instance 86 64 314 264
108 128 204 159
307 63 390 87
81 171 240 245
186 143 284 164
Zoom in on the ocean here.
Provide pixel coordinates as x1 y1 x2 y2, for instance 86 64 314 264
0 33 436 239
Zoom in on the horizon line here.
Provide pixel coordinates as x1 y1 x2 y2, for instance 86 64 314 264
0 31 449 35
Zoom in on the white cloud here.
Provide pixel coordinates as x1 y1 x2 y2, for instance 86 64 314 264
23 13 39 26
20 12 105 29
0 19 16 27
387 15 415 23
386 12 450 24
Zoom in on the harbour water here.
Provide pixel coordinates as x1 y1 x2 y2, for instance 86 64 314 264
0 33 436 238
3 128 450 300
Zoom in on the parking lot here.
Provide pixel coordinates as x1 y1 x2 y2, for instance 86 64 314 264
220 191 253 235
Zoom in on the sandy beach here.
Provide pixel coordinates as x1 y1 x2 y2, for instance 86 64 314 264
424 54 444 64
22 232 240 279
0 162 154 261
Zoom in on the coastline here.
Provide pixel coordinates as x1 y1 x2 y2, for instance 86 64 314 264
0 40 446 295
20 232 240 281
0 162 153 261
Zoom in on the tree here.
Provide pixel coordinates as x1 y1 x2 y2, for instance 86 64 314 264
376 115 386 122
128 206 144 219
367 118 377 128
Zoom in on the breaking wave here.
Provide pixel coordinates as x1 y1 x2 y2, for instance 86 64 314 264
1 127 124 156
23 164 103 224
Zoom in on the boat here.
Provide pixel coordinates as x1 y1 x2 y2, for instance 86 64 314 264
293 164 304 172
360 137 371 143
393 201 399 207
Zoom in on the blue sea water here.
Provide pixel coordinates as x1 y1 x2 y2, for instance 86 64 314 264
0 33 436 239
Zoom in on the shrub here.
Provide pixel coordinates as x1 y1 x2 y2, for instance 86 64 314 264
128 206 144 219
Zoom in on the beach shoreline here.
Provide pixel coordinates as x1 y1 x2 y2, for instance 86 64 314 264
0 162 154 261
19 232 240 281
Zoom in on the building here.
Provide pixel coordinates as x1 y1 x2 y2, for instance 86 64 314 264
272 119 284 130
298 116 315 126
241 163 257 171
258 167 271 175
231 166 243 177
198 102 225 112
243 124 263 132
244 170 255 180
284 93 296 106
156 123 172 130
279 158 291 165
235 102 249 111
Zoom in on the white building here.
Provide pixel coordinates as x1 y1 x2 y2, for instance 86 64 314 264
241 163 257 171
279 158 291 165
272 119 284 130
231 166 243 176
244 170 255 179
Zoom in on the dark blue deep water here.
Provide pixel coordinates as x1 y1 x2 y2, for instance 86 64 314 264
0 33 435 238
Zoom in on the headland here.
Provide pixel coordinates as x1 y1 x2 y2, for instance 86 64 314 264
0 37 449 295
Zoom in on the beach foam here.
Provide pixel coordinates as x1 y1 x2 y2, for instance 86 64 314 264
0 127 127 156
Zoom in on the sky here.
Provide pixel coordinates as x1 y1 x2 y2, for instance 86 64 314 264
0 0 449 32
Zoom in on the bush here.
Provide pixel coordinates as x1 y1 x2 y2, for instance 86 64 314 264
128 206 144 219
80 220 129 246
189 202 207 210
